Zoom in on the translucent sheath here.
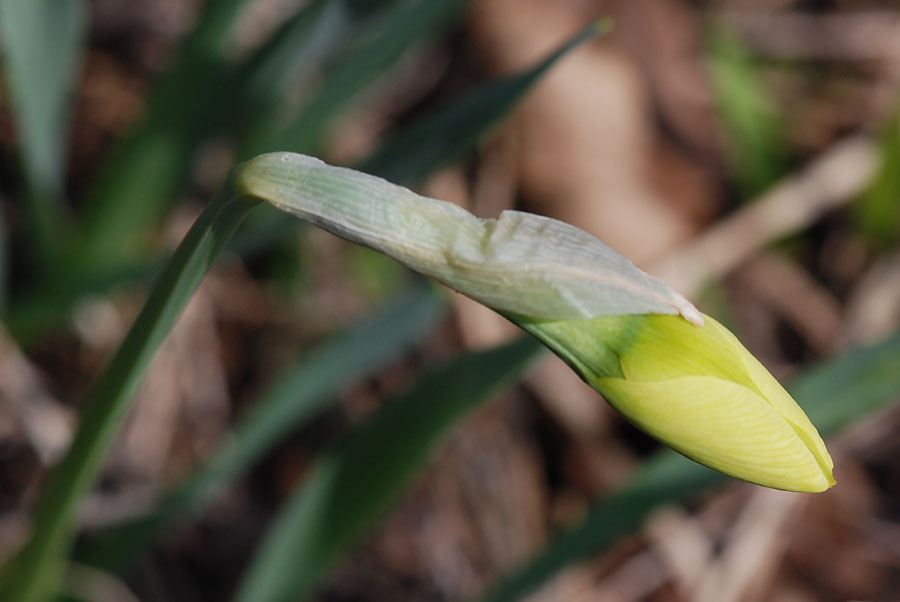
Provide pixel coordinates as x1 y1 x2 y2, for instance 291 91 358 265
236 153 704 326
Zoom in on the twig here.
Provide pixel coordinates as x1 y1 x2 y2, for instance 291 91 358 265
842 250 900 345
694 489 804 602
654 135 879 297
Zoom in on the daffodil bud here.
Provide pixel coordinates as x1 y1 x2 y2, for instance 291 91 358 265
235 152 835 492
517 313 835 492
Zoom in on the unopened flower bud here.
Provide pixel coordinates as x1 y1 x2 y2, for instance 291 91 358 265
238 152 835 492
518 312 835 492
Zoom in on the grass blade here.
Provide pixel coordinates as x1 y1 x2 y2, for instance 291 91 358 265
79 288 445 570
245 0 471 157
75 0 255 268
5 0 392 341
0 178 258 602
232 0 397 147
358 19 609 185
235 337 544 602
475 331 900 602
6 2 578 340
0 0 86 267
172 288 444 513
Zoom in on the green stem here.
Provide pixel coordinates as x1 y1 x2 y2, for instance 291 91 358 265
0 177 258 602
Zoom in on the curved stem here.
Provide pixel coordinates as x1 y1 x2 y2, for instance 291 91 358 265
0 177 258 602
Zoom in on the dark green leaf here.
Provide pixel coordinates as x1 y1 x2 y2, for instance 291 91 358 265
0 179 258 602
235 336 544 602
79 288 445 571
358 20 606 185
245 0 471 156
0 0 86 266
232 0 398 149
74 0 254 269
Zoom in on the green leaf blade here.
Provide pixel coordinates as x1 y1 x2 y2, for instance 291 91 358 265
358 19 608 184
75 0 258 268
234 337 544 602
0 0 87 265
0 180 258 602
247 0 471 156
77 288 445 572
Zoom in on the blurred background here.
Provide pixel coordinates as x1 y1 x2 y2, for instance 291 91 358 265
1 0 899 600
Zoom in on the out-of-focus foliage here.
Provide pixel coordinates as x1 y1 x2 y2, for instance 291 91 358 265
357 20 609 185
856 111 900 247
0 2 898 602
0 183 259 602
0 0 86 269
235 337 542 602
0 2 604 600
707 28 786 197
80 289 445 571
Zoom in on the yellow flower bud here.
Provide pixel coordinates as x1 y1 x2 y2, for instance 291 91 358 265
518 313 836 492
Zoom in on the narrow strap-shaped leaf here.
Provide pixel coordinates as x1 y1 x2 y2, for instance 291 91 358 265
475 331 900 602
790 333 900 432
0 182 258 602
75 0 413 267
78 288 445 571
234 337 544 602
172 288 444 513
233 0 396 147
358 20 608 185
245 0 471 156
235 154 703 324
5 0 396 341
75 0 256 268
0 0 86 267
